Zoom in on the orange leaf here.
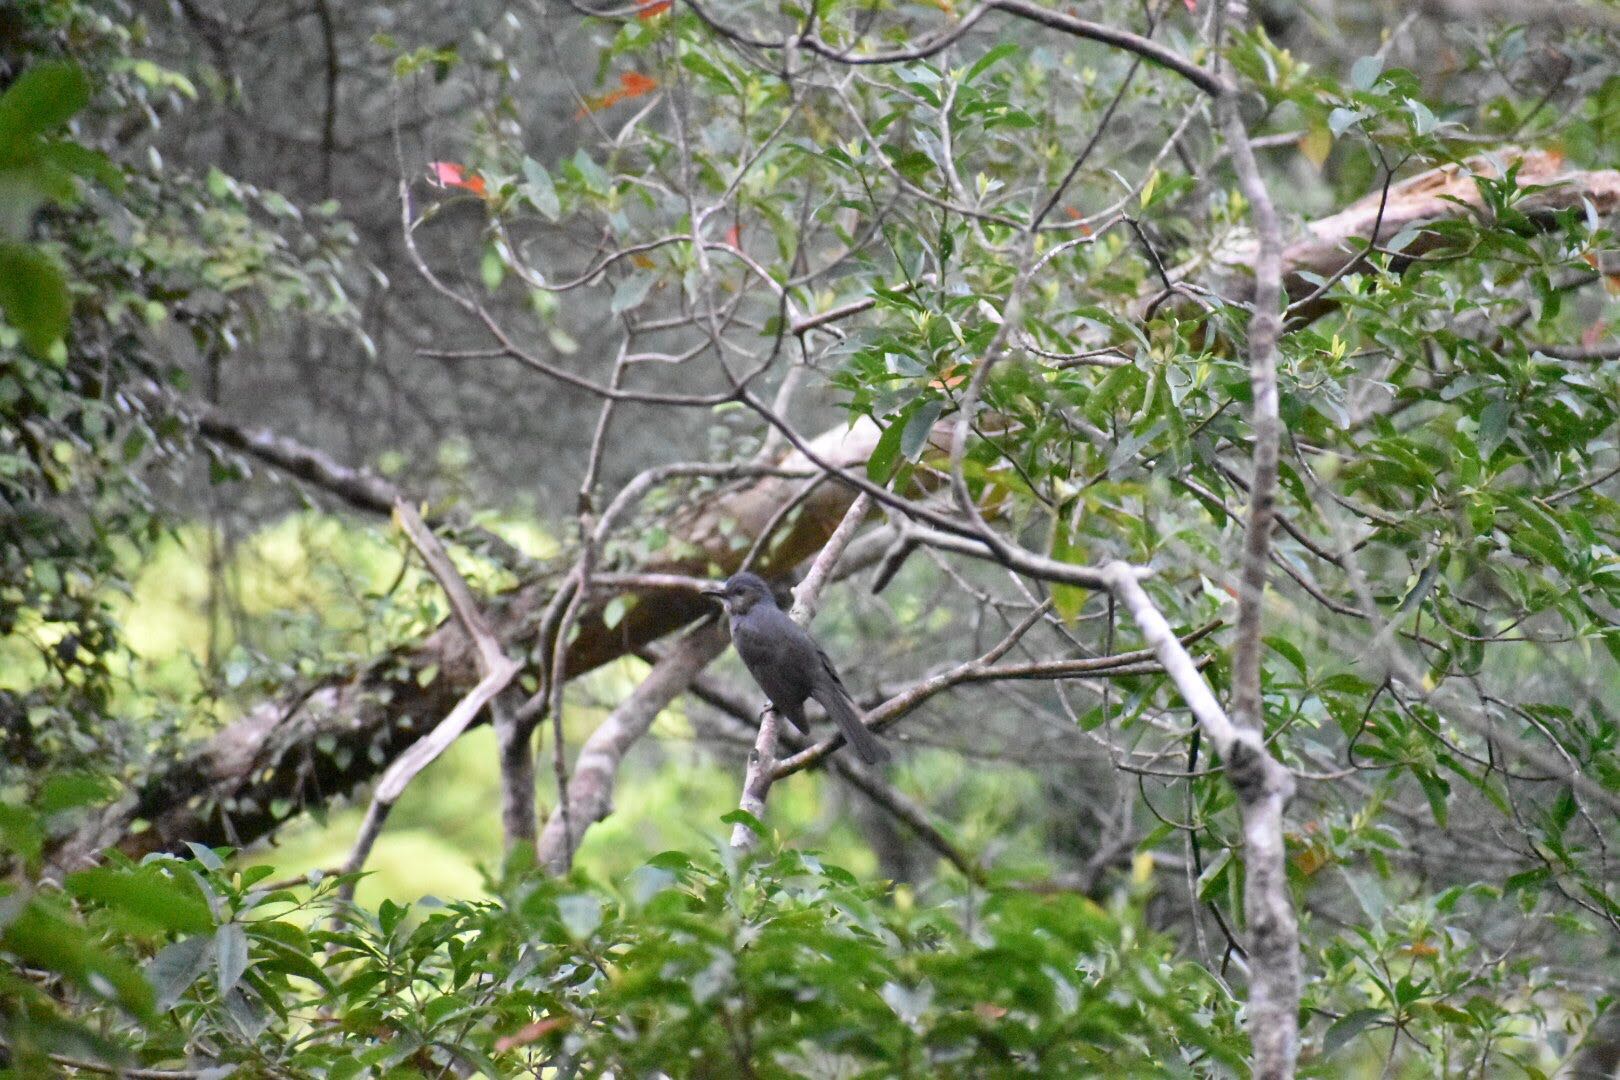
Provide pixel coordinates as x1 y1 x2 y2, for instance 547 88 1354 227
725 223 741 248
578 72 660 117
973 1002 1008 1020
619 71 658 98
1292 845 1330 877
427 161 487 198
637 0 674 17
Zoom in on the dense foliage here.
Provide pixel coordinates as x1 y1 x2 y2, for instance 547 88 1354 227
5 0 1620 1076
3 792 1239 1077
1 2 354 791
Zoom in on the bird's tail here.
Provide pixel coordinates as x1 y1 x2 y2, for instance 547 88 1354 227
813 686 890 764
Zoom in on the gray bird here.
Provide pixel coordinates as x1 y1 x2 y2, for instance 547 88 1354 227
701 572 890 764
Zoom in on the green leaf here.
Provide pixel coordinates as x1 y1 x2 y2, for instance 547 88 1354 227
0 803 43 864
867 412 907 484
1323 1008 1385 1055
1265 635 1309 681
1395 561 1441 615
185 841 226 871
1407 97 1438 135
65 868 213 935
964 43 1020 86
721 809 766 836
146 934 212 1011
557 894 603 940
39 773 114 814
681 52 737 93
1328 107 1364 137
1195 847 1232 901
215 923 249 994
1504 867 1550 895
611 272 654 314
900 398 943 461
480 245 505 292
38 140 124 193
1477 400 1511 460
572 148 612 195
1050 514 1090 624
1350 55 1384 91
2 898 155 1020
1415 769 1450 828
603 594 635 631
0 242 71 355
522 156 560 220
1341 868 1387 922
0 61 91 144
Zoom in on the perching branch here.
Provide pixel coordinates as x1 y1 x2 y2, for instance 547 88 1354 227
730 492 874 851
770 601 1213 779
687 667 987 885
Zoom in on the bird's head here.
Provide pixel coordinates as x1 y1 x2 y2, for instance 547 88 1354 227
700 572 778 615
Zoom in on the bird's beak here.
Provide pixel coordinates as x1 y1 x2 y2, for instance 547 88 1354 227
699 583 727 599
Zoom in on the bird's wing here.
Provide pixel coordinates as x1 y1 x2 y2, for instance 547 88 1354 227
816 645 851 695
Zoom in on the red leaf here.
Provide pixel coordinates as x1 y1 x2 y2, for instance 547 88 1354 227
1183 0 1197 10
637 0 674 17
725 223 741 248
428 161 465 186
427 161 487 198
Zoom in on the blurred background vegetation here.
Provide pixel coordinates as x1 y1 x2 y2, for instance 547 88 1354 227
6 0 1620 1075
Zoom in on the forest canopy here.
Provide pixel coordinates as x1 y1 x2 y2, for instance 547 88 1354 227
5 0 1620 1076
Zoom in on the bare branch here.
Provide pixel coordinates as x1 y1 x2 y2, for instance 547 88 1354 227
1221 98 1285 749
336 504 521 901
1104 562 1298 1080
537 621 731 871
159 388 536 572
687 0 1230 96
